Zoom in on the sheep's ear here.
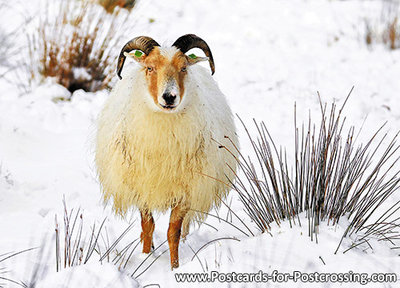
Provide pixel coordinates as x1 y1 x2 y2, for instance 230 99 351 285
124 51 146 63
186 54 208 66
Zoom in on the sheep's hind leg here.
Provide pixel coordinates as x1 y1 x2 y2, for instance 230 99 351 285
167 204 188 269
140 211 155 254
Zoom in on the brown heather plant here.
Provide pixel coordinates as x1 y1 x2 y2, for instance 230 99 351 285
229 88 400 253
365 0 400 50
28 0 131 94
366 18 400 50
97 0 136 13
386 16 398 49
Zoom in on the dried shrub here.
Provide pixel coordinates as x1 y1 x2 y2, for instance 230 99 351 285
28 0 131 94
231 89 400 252
97 0 136 13
365 0 400 50
365 21 373 46
385 16 398 49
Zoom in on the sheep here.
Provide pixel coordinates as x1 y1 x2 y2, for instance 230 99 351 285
95 34 238 269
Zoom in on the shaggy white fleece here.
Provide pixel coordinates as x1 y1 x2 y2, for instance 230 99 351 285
96 48 238 229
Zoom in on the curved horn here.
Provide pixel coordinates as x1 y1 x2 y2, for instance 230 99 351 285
117 36 160 79
172 34 215 75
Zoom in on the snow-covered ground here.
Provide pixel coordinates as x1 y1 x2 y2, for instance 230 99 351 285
0 0 399 287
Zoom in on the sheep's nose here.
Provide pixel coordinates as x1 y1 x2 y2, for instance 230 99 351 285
162 92 176 105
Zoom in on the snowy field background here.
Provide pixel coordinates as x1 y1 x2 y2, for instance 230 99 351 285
0 0 399 287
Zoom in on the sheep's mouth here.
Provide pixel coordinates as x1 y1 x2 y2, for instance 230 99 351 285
160 104 177 110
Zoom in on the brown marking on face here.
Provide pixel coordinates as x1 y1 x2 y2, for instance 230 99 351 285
171 52 188 102
141 47 189 108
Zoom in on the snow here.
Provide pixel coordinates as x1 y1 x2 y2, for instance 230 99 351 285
0 0 400 287
35 263 140 288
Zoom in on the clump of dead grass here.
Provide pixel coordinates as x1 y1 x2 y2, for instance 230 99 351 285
365 0 400 50
97 0 136 13
28 0 131 94
230 89 400 253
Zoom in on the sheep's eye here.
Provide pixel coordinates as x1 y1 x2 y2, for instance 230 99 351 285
181 67 187 72
147 67 153 72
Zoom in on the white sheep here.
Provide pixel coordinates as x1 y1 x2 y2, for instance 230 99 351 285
95 34 238 269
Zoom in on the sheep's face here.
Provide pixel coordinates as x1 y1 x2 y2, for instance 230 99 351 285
127 46 207 113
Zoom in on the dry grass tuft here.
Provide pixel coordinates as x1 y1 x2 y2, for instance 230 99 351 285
28 0 131 94
365 0 400 50
54 199 168 281
55 199 136 271
97 0 136 13
1 199 166 286
385 16 398 49
231 89 400 252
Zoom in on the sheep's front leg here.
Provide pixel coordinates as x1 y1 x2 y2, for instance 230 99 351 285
167 205 187 269
140 211 155 254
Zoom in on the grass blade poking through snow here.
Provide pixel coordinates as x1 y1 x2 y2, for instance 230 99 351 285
54 200 138 271
0 247 38 288
232 88 400 252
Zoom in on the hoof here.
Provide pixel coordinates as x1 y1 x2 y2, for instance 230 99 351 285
142 241 154 254
170 260 179 270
